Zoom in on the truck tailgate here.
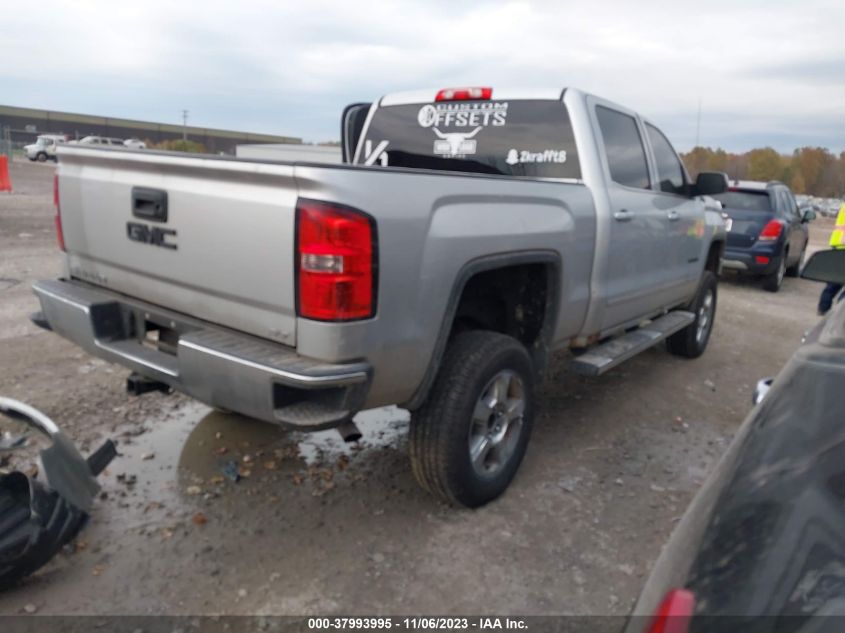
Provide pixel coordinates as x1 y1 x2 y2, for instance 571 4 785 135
57 146 298 346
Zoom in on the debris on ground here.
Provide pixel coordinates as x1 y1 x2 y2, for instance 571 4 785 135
0 398 116 587
116 473 137 486
192 512 208 526
558 476 580 493
220 460 240 483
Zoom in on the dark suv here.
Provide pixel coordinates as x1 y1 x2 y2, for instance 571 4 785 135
714 180 813 292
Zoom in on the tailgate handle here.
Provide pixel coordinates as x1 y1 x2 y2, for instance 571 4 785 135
131 187 168 222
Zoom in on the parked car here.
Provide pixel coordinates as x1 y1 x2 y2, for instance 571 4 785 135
123 138 146 150
33 86 728 507
73 136 125 147
625 248 845 633
23 134 66 162
714 180 814 292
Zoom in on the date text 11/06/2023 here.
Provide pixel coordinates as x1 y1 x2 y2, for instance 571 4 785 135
307 617 528 630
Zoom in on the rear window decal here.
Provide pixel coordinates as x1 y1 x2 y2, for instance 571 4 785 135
363 139 389 166
506 149 568 165
417 102 508 129
433 127 481 157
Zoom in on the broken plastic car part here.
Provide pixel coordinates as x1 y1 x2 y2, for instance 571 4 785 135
0 397 116 586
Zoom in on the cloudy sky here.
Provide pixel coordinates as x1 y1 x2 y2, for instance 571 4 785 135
2 0 844 152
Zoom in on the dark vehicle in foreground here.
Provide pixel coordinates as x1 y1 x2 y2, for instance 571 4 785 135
626 248 845 633
715 180 814 292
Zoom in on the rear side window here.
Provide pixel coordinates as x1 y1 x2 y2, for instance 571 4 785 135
355 100 581 179
784 190 800 219
713 191 772 212
645 123 686 195
596 106 650 190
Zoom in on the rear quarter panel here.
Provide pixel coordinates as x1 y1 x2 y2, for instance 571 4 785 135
293 164 598 408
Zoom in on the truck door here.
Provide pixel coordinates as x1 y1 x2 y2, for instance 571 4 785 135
644 122 704 299
591 102 676 330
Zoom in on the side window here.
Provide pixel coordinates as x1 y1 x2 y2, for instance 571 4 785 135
645 123 686 195
784 190 800 219
767 191 779 215
595 106 650 190
774 189 788 217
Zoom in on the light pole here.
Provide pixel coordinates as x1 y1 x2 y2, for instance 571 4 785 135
181 109 189 142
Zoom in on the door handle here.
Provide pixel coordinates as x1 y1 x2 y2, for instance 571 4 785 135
613 209 634 222
131 187 168 222
667 210 680 221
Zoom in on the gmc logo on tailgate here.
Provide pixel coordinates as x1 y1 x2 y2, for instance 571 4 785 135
126 222 178 250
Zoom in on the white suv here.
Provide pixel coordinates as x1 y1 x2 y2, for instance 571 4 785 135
75 136 125 147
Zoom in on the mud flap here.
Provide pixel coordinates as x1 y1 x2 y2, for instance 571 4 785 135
0 398 116 587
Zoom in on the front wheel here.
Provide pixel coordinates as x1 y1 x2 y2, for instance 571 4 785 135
667 271 718 358
409 331 534 508
36 152 47 162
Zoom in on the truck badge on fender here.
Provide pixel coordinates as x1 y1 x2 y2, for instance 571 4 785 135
126 222 177 250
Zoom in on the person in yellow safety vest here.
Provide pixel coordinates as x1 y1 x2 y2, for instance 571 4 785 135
818 202 845 315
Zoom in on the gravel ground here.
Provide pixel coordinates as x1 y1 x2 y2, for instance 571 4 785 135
0 157 830 616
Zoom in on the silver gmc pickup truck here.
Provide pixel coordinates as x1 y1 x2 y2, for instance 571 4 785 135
34 86 728 507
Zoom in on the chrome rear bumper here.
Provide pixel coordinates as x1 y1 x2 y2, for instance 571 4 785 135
33 279 371 429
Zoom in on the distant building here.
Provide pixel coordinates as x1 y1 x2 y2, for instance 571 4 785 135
0 104 300 155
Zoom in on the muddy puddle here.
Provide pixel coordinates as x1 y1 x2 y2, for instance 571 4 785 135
103 403 411 531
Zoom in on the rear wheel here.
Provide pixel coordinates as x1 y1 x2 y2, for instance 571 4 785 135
409 331 534 508
667 271 717 359
762 253 787 292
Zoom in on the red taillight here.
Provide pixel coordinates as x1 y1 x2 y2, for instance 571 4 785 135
296 199 376 321
758 219 784 241
53 172 65 252
435 87 492 101
647 589 695 633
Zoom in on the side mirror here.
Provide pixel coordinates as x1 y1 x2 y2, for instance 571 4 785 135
802 209 816 223
692 171 729 197
801 249 845 284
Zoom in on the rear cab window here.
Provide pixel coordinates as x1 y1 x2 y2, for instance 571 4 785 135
713 190 772 212
595 106 650 190
355 99 581 179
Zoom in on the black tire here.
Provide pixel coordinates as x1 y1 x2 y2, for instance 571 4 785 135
666 271 718 359
762 253 787 292
785 247 804 278
36 152 47 163
0 472 89 588
409 331 534 508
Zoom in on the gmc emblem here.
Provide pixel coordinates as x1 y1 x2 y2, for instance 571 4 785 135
126 221 178 250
